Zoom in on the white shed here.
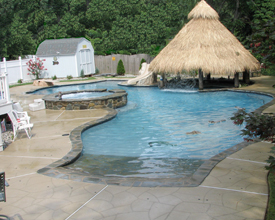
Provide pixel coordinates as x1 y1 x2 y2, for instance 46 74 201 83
36 38 95 78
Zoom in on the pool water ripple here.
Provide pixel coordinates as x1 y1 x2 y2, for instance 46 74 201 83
56 81 273 179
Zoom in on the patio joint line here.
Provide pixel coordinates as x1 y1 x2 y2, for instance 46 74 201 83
199 185 268 196
54 110 65 121
31 135 65 139
0 155 61 160
227 157 269 165
65 185 108 220
8 172 36 179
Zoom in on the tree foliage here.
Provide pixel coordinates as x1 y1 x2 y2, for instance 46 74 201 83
247 0 275 71
0 0 274 64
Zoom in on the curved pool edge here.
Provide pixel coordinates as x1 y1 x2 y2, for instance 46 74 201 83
37 108 117 173
37 88 275 187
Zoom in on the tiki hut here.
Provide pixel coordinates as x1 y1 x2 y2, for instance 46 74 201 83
149 0 260 90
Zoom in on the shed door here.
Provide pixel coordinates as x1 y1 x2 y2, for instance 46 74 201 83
80 49 92 75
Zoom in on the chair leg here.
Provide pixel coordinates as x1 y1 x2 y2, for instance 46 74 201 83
12 126 17 141
24 128 32 139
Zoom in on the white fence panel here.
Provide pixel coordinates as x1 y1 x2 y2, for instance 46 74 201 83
0 56 34 84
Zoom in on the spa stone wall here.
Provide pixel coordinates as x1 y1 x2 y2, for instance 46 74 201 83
43 89 127 110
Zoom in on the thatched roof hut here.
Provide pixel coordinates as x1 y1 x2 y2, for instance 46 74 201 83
149 0 260 80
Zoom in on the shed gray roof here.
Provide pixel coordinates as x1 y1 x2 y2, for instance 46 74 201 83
36 38 88 56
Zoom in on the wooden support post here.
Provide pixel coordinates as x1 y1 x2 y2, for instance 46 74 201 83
234 72 240 88
243 70 250 84
207 73 211 80
153 73 157 83
199 69 204 90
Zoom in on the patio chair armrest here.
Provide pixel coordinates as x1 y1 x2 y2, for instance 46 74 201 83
15 111 29 117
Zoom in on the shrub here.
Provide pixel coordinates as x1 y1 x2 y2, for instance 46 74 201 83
94 51 106 55
67 75 73 80
118 50 131 55
261 65 275 76
139 58 146 70
17 79 22 84
26 57 47 79
117 59 125 75
231 109 275 170
231 109 275 142
52 75 57 80
95 67 100 75
80 69 85 78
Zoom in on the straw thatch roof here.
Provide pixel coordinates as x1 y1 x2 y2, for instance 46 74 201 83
149 0 260 76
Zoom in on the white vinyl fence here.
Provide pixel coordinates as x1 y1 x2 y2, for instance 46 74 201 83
1 54 155 84
0 56 35 84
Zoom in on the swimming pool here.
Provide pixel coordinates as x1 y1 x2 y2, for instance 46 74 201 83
32 80 273 181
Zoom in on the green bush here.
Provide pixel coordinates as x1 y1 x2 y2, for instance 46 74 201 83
117 59 125 75
139 58 146 70
95 67 100 75
94 51 106 55
80 69 85 78
266 166 275 220
231 109 275 171
67 75 73 80
52 75 57 80
17 79 22 84
261 65 275 76
118 50 131 55
231 109 275 143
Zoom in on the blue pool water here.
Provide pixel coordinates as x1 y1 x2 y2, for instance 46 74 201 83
81 81 272 158
34 81 273 178
31 82 101 95
62 92 109 99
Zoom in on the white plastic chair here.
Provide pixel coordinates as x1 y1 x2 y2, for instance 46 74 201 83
7 111 33 141
12 110 31 125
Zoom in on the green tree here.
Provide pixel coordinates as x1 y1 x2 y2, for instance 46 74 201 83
1 0 264 60
247 0 275 71
6 14 36 59
86 0 119 30
117 59 125 75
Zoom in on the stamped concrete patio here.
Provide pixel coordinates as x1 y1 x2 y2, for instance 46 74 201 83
0 76 274 220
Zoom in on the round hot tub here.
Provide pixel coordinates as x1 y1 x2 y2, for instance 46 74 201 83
43 89 127 110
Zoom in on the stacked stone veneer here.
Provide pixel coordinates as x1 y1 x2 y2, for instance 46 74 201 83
43 89 127 110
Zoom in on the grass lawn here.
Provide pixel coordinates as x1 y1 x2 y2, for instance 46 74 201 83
59 77 96 82
9 82 33 88
266 166 275 219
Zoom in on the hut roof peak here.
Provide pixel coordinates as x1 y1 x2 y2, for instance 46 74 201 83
188 0 219 20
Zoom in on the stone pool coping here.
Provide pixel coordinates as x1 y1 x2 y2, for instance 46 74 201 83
37 88 275 187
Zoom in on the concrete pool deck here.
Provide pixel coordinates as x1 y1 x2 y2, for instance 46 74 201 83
0 76 274 219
